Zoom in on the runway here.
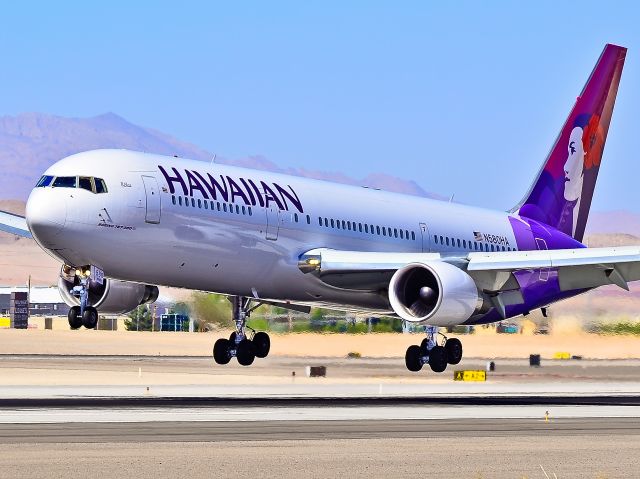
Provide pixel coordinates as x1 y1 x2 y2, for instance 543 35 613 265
2 417 640 443
1 356 639 477
1 416 639 479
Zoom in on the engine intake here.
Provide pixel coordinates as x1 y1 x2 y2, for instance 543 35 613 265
58 267 159 315
388 262 480 326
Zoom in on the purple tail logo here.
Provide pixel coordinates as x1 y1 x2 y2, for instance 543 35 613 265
515 44 626 242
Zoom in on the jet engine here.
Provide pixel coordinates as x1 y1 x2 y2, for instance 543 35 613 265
58 267 159 315
388 262 481 326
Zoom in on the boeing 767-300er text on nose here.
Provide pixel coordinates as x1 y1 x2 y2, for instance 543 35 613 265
0 44 631 372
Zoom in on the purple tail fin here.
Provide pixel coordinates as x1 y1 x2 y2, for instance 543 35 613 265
514 44 626 242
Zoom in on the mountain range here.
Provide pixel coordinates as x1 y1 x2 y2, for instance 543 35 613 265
0 112 438 202
1 111 640 236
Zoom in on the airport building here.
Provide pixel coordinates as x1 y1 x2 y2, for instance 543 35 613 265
0 286 70 318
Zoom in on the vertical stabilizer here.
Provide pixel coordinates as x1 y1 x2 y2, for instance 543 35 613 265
515 44 626 242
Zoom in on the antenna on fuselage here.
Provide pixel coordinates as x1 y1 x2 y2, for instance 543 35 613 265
449 193 455 203
210 154 217 166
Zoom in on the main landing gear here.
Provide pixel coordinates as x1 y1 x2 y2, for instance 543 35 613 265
213 296 271 366
67 268 98 330
405 326 463 373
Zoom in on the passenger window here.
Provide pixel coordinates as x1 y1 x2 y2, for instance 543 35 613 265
401 230 405 239
294 213 299 222
223 204 227 212
394 228 398 238
210 201 214 210
331 219 335 228
204 201 208 209
184 197 189 207
446 237 449 246
433 235 437 244
52 176 77 188
376 226 380 235
217 202 221 211
94 178 108 193
342 220 346 229
172 195 176 205
235 205 240 214
178 196 182 206
242 206 246 215
306 215 310 224
359 224 362 233
457 239 461 248
411 232 416 241
382 227 386 236
364 224 369 233
197 199 202 208
249 207 253 216
336 220 341 229
319 217 323 226
325 218 329 227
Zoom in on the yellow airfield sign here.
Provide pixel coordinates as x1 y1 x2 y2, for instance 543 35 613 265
453 370 486 382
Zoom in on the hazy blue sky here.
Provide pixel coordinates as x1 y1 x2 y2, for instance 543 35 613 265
1 1 639 212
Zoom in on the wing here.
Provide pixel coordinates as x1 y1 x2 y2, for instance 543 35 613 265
299 246 640 291
299 246 640 319
0 210 32 238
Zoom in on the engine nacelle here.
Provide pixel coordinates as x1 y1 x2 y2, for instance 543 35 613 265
388 262 480 326
58 270 159 315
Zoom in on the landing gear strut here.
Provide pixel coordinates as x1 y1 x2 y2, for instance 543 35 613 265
212 296 271 366
67 268 98 330
404 326 463 373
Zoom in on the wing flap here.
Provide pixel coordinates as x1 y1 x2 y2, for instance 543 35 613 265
0 210 32 239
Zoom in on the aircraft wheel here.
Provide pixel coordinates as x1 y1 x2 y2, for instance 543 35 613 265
213 338 232 365
81 307 98 329
405 345 423 372
428 345 448 373
236 339 256 366
445 338 463 365
253 332 271 358
68 306 82 330
229 332 237 343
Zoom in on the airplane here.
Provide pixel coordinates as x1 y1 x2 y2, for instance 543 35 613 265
0 43 632 372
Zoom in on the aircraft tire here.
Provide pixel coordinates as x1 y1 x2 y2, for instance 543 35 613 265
68 306 83 330
445 338 463 365
236 339 256 366
213 338 232 365
428 345 448 373
253 332 270 358
81 307 98 329
229 332 237 343
405 345 423 372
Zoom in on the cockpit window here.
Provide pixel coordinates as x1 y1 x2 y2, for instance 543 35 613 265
38 175 108 194
94 178 107 194
36 175 54 187
78 177 93 192
52 176 77 188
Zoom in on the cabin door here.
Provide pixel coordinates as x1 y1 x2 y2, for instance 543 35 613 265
265 205 280 240
141 175 161 224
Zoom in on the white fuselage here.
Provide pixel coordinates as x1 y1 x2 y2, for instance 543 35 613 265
26 149 518 314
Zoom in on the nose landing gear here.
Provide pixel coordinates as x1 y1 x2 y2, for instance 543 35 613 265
404 326 464 373
66 267 98 330
212 296 272 366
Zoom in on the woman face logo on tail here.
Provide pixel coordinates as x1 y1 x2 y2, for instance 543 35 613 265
563 126 585 202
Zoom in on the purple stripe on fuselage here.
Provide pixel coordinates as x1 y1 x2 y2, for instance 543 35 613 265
465 216 587 325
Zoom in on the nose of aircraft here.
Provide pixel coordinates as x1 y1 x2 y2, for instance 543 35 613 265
26 188 67 247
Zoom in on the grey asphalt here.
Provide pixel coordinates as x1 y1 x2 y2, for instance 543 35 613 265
1 418 639 479
1 417 639 443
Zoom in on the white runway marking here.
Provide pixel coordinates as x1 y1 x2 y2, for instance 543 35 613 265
2 405 640 424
